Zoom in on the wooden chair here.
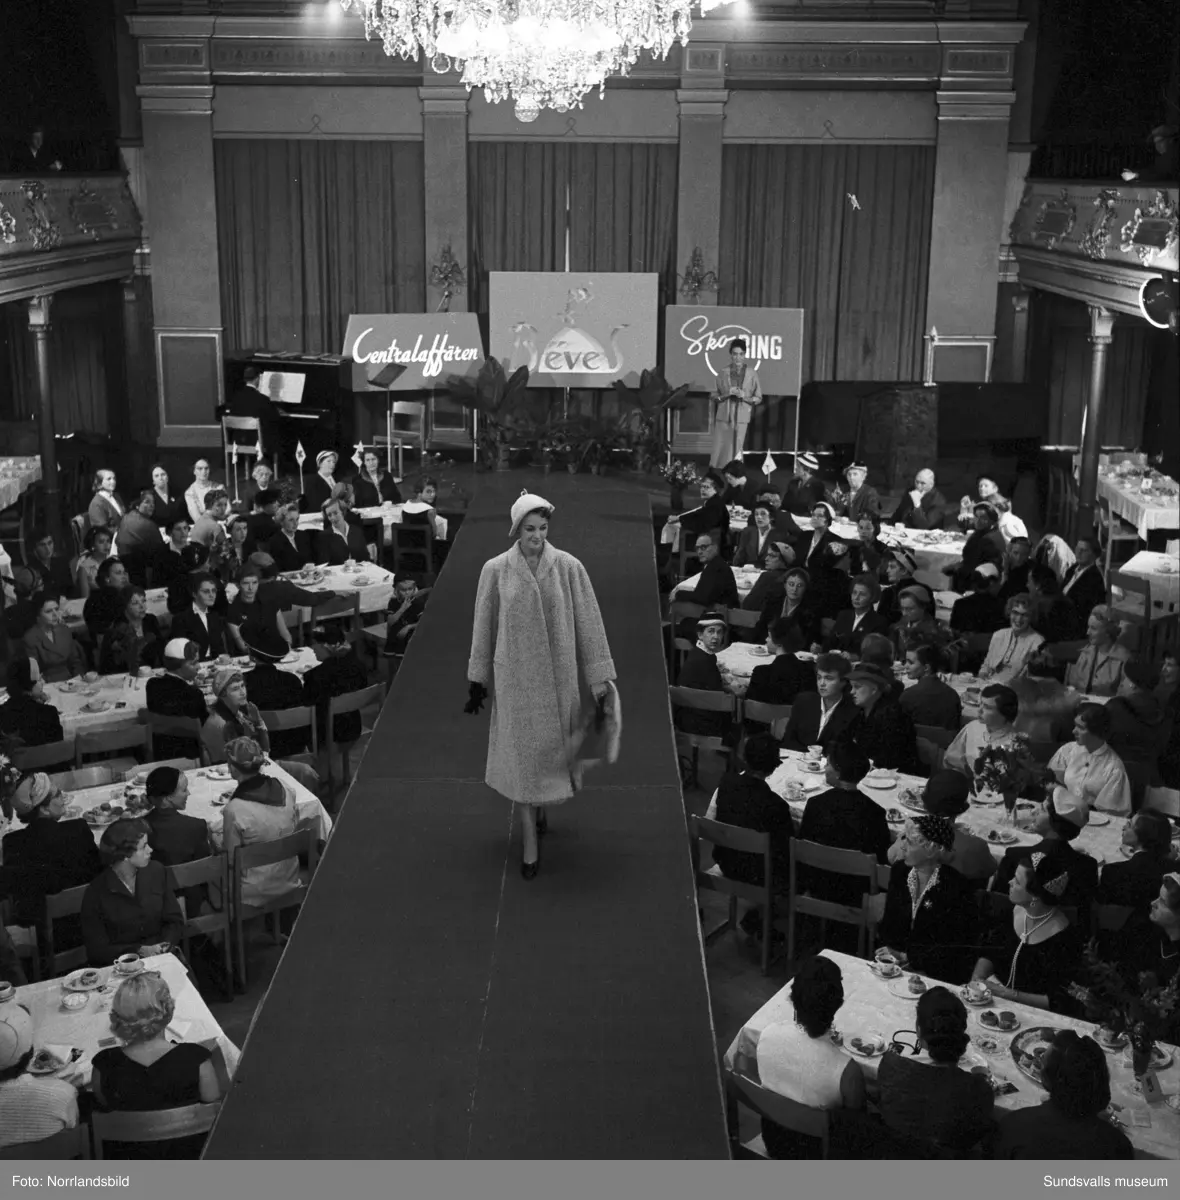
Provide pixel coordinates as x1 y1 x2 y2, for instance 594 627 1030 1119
44 884 89 977
75 724 148 771
1096 496 1140 575
48 765 115 792
11 740 76 773
1109 570 1159 662
725 1071 830 1160
1142 786 1180 819
143 712 209 766
726 606 761 633
280 607 305 647
373 400 426 478
1093 903 1134 932
92 1101 221 1160
0 897 40 982
259 706 319 777
165 854 233 1001
787 839 880 963
391 523 433 574
669 686 736 791
915 724 956 774
690 816 780 975
326 683 385 797
0 1123 90 1160
307 591 362 638
69 513 89 561
229 821 319 989
222 414 265 499
668 599 706 674
740 699 793 743
123 758 199 782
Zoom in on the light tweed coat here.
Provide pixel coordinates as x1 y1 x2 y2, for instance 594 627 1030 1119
468 542 615 806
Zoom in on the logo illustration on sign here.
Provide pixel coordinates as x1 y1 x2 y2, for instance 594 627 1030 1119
677 314 784 379
507 283 627 377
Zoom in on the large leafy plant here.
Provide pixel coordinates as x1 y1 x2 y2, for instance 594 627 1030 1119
612 369 691 472
448 356 533 468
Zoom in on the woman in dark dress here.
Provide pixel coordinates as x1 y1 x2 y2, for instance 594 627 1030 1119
92 973 222 1158
217 515 252 587
0 656 64 748
353 449 402 508
754 567 823 648
971 848 1082 1014
741 540 792 615
100 587 164 675
83 557 131 646
667 470 731 563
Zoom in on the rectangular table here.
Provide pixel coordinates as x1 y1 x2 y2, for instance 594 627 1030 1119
280 563 395 618
1117 549 1180 622
298 504 448 541
1098 475 1180 542
0 455 42 512
13 953 240 1091
724 950 1179 1159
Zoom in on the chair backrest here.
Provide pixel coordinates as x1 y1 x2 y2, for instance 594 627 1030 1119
0 1123 90 1160
143 712 207 764
1094 903 1134 933
327 682 385 721
726 607 760 629
309 592 361 626
1141 786 1180 818
234 821 318 874
12 740 76 773
124 758 199 782
259 705 318 756
669 685 736 714
92 1102 221 1158
790 838 879 884
44 883 90 977
49 765 115 792
726 1072 830 1154
223 415 261 437
69 513 88 560
391 401 426 441
76 724 149 764
692 814 771 857
915 724 956 749
165 853 230 938
669 600 706 626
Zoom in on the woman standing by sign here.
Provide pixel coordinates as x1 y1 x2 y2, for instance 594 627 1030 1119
710 339 763 468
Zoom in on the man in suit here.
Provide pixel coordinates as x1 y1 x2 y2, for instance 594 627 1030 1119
746 616 816 709
675 611 731 738
721 460 768 511
847 663 920 773
947 503 1007 593
780 652 859 752
890 468 949 530
243 629 310 757
169 573 228 660
145 638 208 760
997 537 1033 604
677 533 738 637
783 451 828 517
825 572 890 656
1096 811 1173 910
1061 536 1106 636
899 643 962 731
267 505 316 573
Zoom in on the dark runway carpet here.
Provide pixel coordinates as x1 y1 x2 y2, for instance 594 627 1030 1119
204 472 728 1159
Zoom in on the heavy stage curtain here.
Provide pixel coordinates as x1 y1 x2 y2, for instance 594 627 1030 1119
214 140 426 356
719 144 935 386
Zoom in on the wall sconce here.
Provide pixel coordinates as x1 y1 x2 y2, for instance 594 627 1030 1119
678 247 719 302
430 244 466 312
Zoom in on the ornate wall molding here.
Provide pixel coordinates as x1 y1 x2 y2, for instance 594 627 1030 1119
1119 190 1179 266
727 44 942 80
211 38 421 76
1013 246 1160 320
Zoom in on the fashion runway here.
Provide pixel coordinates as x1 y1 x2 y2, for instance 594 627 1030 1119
204 472 728 1159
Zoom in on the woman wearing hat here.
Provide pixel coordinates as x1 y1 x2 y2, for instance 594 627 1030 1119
203 668 270 763
740 540 793 616
709 338 762 468
878 549 918 628
972 848 1082 1013
299 449 339 515
889 584 944 662
783 452 827 516
0 999 80 1150
947 503 1006 593
887 771 994 885
802 502 838 574
847 662 920 774
878 814 979 981
831 462 881 524
466 492 618 880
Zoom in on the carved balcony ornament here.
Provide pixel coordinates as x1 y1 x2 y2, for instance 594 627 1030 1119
429 243 466 312
69 182 118 240
1030 188 1077 251
678 247 719 301
1119 189 1179 265
0 200 16 246
1078 187 1121 261
20 180 61 252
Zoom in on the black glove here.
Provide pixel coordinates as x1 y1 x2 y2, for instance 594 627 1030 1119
464 681 489 715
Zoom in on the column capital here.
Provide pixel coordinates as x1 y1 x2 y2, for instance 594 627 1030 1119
136 85 214 114
676 90 729 118
1088 304 1115 343
936 91 1016 121
419 87 470 115
27 294 53 331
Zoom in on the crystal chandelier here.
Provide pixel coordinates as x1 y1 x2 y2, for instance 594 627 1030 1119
339 0 727 120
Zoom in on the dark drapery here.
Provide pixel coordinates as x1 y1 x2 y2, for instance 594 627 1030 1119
719 143 935 386
214 139 426 355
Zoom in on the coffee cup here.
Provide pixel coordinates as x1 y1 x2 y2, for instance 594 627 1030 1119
115 953 140 973
0 982 14 1003
83 671 99 683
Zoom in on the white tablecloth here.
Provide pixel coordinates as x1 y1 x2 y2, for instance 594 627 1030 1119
660 512 749 554
672 565 762 602
724 950 1179 1160
62 587 171 633
281 563 394 617
1117 549 1180 621
0 456 41 511
1098 475 1180 541
299 504 448 541
715 643 817 697
12 953 240 1090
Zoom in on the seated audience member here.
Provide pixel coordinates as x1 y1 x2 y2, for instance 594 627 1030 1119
1156 645 1179 706
1028 564 1078 647
241 630 309 758
202 668 270 763
741 540 792 615
801 502 838 573
266 504 316 573
732 502 776 568
1095 811 1173 910
978 593 1044 685
990 791 1097 914
1105 661 1172 787
9 124 64 173
753 567 822 648
946 503 1006 593
83 557 131 645
950 565 1006 637
239 461 276 517
253 552 348 618
878 814 979 981
876 987 994 1155
810 541 853 624
145 639 208 760
825 573 889 657
720 459 767 510
780 653 859 753
401 477 446 543
1120 874 1180 987
889 770 994 885
877 550 918 628
91 974 221 1158
27 529 74 597
383 573 430 658
849 513 889 576
782 452 827 516
0 1001 79 1150
74 525 114 599
890 585 944 661
755 957 865 1160
100 586 164 676
317 497 371 566
889 468 948 531
899 643 961 730
152 517 193 589
0 655 64 747
245 489 282 554
956 475 1013 531
745 617 816 709
168 573 228 661
190 489 230 558
857 633 904 700
218 515 251 586
22 592 85 682
674 612 731 738
88 468 126 531
712 734 794 934
678 533 738 622
752 487 805 544
225 567 285 654
1065 606 1132 697
116 490 166 568
184 460 219 525
4 565 39 641
300 451 338 516
846 663 919 774
944 684 1023 784
142 767 211 870
831 462 881 523
993 1031 1132 1159
996 537 1033 605
302 623 369 748
81 818 185 966
354 449 402 508
797 741 891 905
1047 703 1132 815
973 848 1082 1014
1060 537 1106 634
222 736 304 908
149 465 187 533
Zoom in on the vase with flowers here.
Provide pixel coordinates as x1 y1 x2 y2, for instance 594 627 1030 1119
973 734 1035 823
659 459 702 513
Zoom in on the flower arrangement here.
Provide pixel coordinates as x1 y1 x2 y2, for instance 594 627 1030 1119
973 734 1034 795
658 459 702 490
0 749 24 821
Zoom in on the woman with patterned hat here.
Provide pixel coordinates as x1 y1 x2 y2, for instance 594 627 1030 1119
831 462 881 523
300 449 339 515
783 451 828 516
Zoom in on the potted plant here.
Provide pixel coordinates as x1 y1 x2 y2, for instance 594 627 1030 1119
447 356 532 472
658 459 702 512
612 369 692 474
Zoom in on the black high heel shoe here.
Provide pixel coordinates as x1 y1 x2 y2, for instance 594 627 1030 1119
521 842 540 880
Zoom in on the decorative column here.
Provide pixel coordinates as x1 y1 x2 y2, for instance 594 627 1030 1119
1076 305 1114 539
28 294 60 544
1007 288 1031 382
420 81 469 314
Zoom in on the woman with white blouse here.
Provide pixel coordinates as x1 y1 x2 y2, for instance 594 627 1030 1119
184 459 218 524
1046 702 1133 816
87 469 125 530
979 593 1045 684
